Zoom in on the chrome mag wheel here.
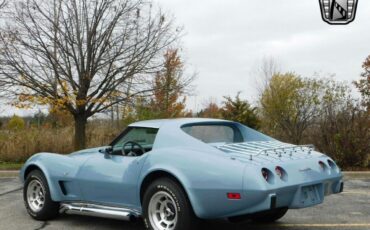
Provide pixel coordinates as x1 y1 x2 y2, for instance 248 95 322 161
26 179 45 212
148 191 178 230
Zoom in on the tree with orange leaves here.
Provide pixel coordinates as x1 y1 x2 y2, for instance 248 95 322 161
354 56 370 110
149 49 194 118
197 98 222 118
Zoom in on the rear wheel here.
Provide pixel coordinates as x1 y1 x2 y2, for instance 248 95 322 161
142 178 198 230
23 170 59 220
251 208 288 223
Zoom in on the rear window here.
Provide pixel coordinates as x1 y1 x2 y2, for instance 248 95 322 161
182 124 243 143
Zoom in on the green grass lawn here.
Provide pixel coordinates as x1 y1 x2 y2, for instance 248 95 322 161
0 162 24 170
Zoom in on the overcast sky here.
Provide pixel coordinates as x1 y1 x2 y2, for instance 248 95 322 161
156 0 370 111
3 0 370 116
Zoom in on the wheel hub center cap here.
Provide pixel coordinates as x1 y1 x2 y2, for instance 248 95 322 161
148 191 178 230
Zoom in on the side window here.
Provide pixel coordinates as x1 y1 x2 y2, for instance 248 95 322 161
113 127 159 153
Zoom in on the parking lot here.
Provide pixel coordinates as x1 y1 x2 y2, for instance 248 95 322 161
0 173 369 230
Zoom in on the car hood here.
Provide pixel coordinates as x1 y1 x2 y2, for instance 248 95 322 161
69 146 110 157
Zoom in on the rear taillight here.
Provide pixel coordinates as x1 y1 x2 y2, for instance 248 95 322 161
275 166 283 178
327 159 335 168
227 193 241 200
327 159 339 173
318 161 326 170
261 168 269 181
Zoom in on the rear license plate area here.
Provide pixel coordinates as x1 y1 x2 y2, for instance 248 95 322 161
300 185 321 207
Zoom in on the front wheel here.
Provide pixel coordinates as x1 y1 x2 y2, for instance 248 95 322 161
142 178 198 230
23 170 59 220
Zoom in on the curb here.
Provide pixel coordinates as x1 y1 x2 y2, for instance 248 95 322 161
0 170 19 173
343 172 370 177
0 171 19 178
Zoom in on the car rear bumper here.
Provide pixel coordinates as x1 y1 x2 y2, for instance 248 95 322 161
229 176 343 218
190 175 343 219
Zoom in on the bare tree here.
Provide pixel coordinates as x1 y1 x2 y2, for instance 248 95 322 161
0 0 180 149
259 57 280 81
254 56 281 97
0 0 7 92
0 0 6 9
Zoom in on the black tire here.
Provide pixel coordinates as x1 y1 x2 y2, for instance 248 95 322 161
142 178 198 230
23 170 59 220
251 208 288 223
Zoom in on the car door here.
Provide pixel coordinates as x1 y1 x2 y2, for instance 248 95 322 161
76 127 158 208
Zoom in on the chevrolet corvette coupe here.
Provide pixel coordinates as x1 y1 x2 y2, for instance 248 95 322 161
20 118 343 230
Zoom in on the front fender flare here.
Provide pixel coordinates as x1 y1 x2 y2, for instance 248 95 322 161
21 161 61 202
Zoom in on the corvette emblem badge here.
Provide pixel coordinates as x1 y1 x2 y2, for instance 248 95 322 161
319 0 359 25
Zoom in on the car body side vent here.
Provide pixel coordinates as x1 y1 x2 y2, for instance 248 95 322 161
58 181 68 195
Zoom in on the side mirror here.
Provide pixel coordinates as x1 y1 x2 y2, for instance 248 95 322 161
99 147 113 157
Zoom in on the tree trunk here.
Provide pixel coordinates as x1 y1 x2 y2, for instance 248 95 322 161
74 115 87 150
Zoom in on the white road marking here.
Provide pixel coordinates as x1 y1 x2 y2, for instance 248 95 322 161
274 223 370 228
342 190 370 195
349 212 363 215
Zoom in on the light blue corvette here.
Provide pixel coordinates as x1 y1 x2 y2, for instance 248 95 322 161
20 118 343 230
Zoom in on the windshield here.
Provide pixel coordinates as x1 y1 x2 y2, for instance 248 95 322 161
111 127 159 154
181 122 274 144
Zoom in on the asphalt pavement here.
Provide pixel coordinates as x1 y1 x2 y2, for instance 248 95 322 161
0 174 369 230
